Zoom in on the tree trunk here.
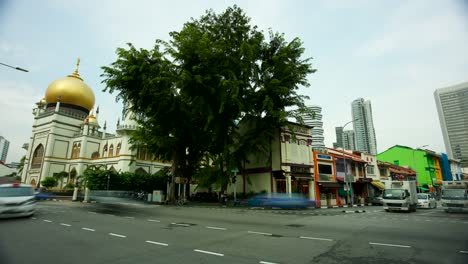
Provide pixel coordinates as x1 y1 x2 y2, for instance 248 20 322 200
169 146 177 202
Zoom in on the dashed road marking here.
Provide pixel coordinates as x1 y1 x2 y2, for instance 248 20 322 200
31 217 37 219
147 219 160 222
299 236 333 241
146 240 169 246
459 251 468 254
369 242 411 248
43 220 52 223
109 233 126 238
124 216 135 219
194 249 224 256
60 223 71 227
171 223 190 227
260 261 279 264
82 228 95 232
248 231 273 236
88 211 97 214
206 226 227 230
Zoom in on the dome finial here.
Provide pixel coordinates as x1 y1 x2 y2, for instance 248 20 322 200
74 58 80 75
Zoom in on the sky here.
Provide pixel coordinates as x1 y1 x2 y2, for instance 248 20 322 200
0 0 467 163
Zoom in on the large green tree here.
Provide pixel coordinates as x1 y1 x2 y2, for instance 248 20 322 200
101 5 315 199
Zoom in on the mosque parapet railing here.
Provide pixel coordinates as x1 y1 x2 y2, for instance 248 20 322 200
117 124 138 130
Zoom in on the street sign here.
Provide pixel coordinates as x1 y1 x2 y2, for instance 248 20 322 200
231 169 239 173
175 177 188 184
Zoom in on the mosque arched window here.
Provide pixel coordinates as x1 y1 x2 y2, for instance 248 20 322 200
102 144 108 157
116 143 121 156
109 144 114 157
31 144 44 169
77 143 81 157
71 144 78 159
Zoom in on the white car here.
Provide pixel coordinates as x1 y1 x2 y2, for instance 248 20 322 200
417 193 437 209
0 183 36 218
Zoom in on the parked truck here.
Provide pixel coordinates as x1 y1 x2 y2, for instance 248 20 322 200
441 181 468 213
382 180 418 212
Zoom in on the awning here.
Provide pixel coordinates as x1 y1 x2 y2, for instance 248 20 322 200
371 181 385 190
318 182 341 188
418 186 429 191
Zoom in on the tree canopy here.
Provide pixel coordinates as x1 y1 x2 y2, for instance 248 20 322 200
101 5 315 199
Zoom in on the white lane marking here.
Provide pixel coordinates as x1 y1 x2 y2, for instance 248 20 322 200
147 219 160 222
109 233 126 238
459 251 468 254
82 228 95 232
464 222 468 224
206 226 227 230
171 223 190 226
146 240 169 246
193 249 224 256
248 231 273 236
31 217 37 219
260 261 279 264
60 223 71 227
369 242 411 248
300 236 333 242
88 211 97 214
43 220 52 223
124 216 134 219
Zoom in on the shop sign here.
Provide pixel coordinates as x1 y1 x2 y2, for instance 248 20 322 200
317 154 332 160
318 174 334 181
291 166 311 173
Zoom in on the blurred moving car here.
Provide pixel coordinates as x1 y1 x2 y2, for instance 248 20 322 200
369 196 383 205
248 193 315 209
417 193 437 209
34 188 56 200
0 183 36 218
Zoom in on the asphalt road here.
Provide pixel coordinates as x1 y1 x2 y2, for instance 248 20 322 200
1 201 467 264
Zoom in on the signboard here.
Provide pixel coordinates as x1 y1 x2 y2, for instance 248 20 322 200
291 166 311 174
152 190 163 203
175 177 188 184
317 154 332 160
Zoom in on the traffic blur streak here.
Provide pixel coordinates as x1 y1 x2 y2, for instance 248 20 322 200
247 193 316 209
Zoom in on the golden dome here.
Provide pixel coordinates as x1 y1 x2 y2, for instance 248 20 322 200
44 59 95 111
84 114 99 126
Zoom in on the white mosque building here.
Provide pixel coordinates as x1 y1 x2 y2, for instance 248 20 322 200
21 60 169 188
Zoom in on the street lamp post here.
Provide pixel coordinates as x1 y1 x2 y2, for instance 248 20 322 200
0 62 29 72
341 119 359 206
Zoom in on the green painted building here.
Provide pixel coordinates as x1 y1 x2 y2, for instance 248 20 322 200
377 145 437 189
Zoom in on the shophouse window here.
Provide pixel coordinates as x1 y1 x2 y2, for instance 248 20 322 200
367 165 375 175
335 159 345 172
318 164 333 174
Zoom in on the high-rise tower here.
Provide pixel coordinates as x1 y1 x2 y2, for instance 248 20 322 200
351 98 377 155
300 105 325 148
434 82 468 167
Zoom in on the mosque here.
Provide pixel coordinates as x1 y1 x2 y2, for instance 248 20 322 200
21 59 169 188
